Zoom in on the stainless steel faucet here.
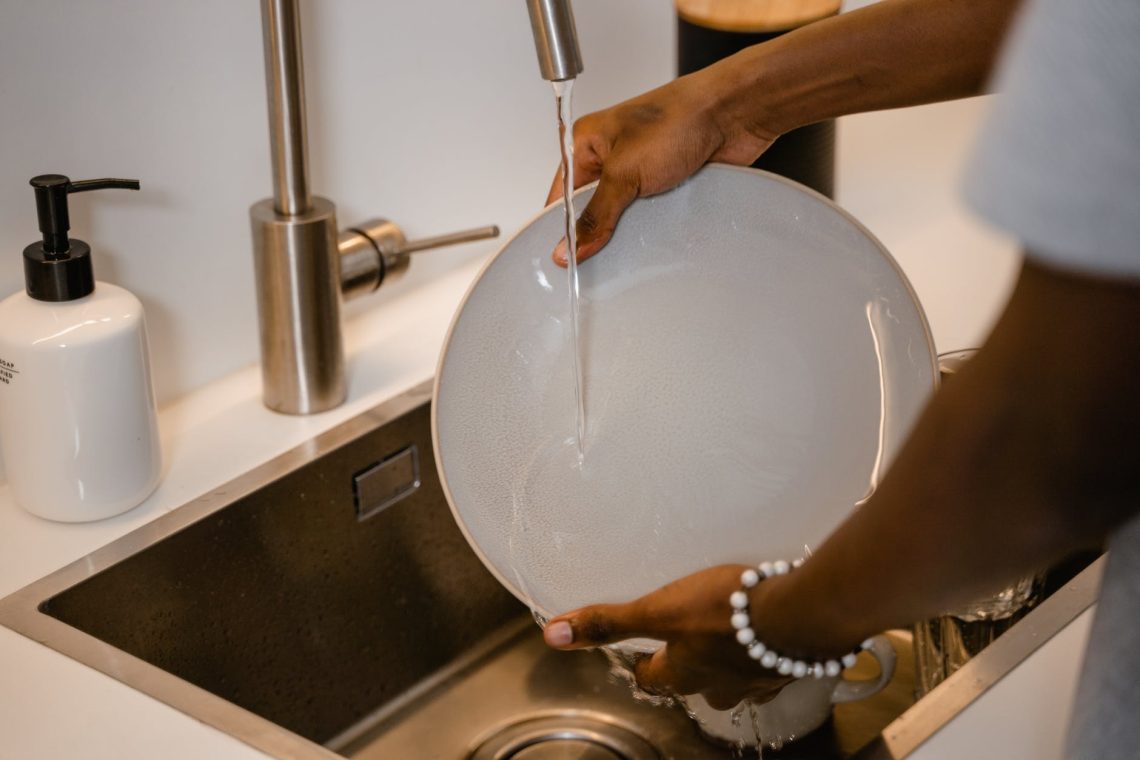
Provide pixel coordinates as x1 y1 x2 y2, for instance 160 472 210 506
251 0 499 415
527 0 584 81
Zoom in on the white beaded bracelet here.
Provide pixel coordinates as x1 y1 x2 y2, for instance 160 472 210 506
729 560 869 679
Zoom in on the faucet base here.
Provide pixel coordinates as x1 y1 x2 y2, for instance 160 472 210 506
251 196 346 415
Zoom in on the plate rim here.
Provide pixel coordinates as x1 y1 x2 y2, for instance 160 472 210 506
431 162 938 618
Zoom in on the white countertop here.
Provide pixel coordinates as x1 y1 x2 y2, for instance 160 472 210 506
0 100 1092 759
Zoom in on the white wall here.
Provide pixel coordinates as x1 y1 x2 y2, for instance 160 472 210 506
0 0 675 408
0 1 1018 479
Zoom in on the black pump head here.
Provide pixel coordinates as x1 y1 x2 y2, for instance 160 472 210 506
24 174 140 302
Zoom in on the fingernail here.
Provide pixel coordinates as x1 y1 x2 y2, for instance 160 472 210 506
553 240 568 265
545 620 574 647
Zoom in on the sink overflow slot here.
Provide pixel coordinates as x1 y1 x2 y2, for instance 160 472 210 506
352 444 421 522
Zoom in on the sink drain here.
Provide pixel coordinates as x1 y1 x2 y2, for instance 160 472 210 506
470 714 660 760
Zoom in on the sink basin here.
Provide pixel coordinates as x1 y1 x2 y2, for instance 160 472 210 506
0 380 1102 759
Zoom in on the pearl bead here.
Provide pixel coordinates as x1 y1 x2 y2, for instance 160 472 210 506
736 627 755 645
761 651 778 668
825 660 842 677
792 557 805 569
758 561 774 578
747 642 766 660
792 661 808 679
812 663 825 679
776 657 793 676
773 560 791 575
862 638 875 651
741 568 760 588
842 653 858 669
729 591 748 610
731 612 750 630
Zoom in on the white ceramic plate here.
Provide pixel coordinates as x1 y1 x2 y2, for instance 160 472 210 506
433 164 936 620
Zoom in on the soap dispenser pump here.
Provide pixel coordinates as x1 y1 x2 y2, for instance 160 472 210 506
0 174 162 522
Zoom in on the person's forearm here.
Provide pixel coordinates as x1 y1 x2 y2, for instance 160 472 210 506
711 0 1023 141
753 258 1140 658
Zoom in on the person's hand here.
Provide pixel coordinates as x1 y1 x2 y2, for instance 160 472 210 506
542 564 794 709
546 66 776 267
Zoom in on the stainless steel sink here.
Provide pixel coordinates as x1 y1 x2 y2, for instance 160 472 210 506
0 380 1102 759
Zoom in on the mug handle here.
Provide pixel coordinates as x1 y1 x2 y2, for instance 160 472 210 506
830 634 896 704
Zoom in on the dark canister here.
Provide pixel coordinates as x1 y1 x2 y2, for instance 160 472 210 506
677 0 840 198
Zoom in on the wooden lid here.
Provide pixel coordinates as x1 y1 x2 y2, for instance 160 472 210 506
676 0 841 33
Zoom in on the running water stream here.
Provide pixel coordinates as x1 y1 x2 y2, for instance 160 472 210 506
552 78 586 461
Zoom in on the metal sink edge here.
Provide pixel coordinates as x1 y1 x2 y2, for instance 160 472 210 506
0 377 1104 759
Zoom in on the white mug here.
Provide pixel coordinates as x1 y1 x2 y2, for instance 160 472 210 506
682 634 896 747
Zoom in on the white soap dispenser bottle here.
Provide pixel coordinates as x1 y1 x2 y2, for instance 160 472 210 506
0 174 161 522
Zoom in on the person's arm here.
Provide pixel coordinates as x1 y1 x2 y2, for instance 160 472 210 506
550 0 1022 265
543 258 1140 707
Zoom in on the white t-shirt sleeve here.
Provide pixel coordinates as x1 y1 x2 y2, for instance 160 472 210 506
963 0 1140 280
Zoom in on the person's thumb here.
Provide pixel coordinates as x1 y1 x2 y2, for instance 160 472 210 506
543 601 657 649
553 170 639 267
